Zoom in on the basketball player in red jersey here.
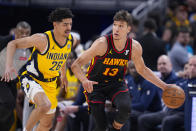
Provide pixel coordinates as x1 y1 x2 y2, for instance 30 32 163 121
71 10 171 131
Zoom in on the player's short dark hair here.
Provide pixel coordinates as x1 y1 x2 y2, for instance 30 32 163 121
113 10 132 26
48 8 74 23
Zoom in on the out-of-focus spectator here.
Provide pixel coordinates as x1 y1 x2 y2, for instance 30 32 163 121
128 17 139 39
126 61 162 131
177 63 189 79
168 27 191 72
71 31 84 57
147 11 164 37
137 18 166 71
162 2 191 51
54 51 80 131
57 51 80 101
138 55 185 131
187 0 196 23
186 0 196 53
0 21 31 78
59 86 89 131
0 21 31 131
157 55 180 84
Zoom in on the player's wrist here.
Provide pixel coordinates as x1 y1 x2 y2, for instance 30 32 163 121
81 77 88 83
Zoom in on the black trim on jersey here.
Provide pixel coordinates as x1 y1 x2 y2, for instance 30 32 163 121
22 49 57 82
20 74 40 92
129 38 132 60
111 34 129 53
39 33 50 56
51 30 68 49
70 34 74 50
26 50 45 81
18 63 27 76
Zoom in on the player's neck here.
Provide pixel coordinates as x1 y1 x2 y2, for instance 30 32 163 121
53 30 67 46
113 37 127 51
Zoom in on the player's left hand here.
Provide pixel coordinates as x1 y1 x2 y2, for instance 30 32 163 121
1 66 18 82
60 75 68 92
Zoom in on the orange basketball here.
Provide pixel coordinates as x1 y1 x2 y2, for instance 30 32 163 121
162 86 185 109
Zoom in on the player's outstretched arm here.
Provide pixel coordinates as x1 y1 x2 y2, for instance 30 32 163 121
71 37 107 93
131 39 168 91
1 34 47 82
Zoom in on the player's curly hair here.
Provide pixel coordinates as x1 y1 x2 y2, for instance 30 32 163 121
113 10 132 26
48 8 74 22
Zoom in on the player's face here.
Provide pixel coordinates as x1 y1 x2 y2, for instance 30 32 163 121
112 20 131 40
188 58 196 78
54 18 72 37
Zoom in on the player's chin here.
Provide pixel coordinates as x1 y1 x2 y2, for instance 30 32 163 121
64 34 69 37
64 32 70 37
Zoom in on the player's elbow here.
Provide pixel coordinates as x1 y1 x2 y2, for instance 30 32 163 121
7 40 17 49
136 65 145 75
7 40 15 47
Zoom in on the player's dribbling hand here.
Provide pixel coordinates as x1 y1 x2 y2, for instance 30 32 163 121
164 84 178 91
82 79 98 93
1 66 17 82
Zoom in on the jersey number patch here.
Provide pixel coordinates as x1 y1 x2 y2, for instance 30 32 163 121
102 68 119 76
49 61 63 71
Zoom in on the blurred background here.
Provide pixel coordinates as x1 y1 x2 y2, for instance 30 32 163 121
1 0 196 131
0 0 166 44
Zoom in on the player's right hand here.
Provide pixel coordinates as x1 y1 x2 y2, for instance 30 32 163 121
82 79 98 93
1 66 17 82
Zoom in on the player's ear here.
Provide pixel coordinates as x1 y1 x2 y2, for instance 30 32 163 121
53 22 57 28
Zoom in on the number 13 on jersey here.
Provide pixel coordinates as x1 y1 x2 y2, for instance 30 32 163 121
102 68 119 76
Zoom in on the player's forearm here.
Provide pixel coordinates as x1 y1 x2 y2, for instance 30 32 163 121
6 41 17 67
138 66 167 90
71 61 88 83
60 62 66 77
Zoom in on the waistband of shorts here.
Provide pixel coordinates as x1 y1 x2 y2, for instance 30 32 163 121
41 77 57 82
21 71 57 82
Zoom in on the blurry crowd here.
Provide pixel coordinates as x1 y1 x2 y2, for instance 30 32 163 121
1 0 196 131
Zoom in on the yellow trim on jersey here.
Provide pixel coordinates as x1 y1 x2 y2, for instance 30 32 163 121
86 57 95 77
